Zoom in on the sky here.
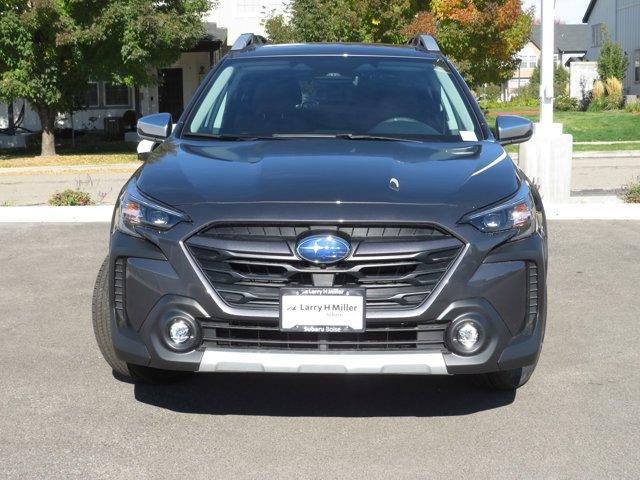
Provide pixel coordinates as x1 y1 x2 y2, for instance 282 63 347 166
522 0 592 24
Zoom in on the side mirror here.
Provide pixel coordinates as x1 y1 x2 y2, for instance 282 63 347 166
494 115 533 146
137 113 173 142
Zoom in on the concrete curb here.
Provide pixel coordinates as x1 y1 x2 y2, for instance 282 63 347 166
2 203 640 223
0 163 140 175
0 205 114 223
510 151 640 161
545 203 640 220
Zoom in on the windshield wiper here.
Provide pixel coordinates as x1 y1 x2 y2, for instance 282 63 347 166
335 133 422 143
271 133 338 139
182 132 270 141
272 133 423 143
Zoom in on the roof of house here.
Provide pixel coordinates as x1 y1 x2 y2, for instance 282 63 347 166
583 0 598 23
204 22 227 43
530 24 590 54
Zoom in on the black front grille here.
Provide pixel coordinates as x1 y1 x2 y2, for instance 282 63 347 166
186 223 464 311
201 224 448 241
201 320 446 351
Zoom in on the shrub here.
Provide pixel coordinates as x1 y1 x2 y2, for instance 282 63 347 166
48 189 93 206
121 110 138 131
592 80 605 99
530 62 570 96
586 78 623 111
604 77 623 109
554 94 578 111
597 27 629 81
624 100 640 113
624 183 640 203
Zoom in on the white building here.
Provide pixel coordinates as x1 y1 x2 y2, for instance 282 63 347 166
0 2 294 142
0 22 227 139
583 0 640 95
207 0 287 45
505 24 589 100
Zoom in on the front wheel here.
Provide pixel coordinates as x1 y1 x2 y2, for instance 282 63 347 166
92 256 187 384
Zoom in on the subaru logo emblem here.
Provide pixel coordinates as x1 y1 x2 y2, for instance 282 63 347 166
296 235 350 264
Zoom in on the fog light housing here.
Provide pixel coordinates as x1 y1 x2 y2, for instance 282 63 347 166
164 316 199 351
448 319 485 355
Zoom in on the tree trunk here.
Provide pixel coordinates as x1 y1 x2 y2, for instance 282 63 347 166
36 105 57 157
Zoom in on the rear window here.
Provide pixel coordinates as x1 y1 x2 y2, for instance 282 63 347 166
184 56 481 142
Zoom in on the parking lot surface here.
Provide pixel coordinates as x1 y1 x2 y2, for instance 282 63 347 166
0 221 638 479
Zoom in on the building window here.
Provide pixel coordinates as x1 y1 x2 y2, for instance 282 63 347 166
84 82 99 107
592 23 604 47
635 50 640 83
104 83 131 107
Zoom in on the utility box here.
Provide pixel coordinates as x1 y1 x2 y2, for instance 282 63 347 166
104 117 122 139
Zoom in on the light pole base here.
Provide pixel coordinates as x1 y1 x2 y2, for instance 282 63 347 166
518 123 573 204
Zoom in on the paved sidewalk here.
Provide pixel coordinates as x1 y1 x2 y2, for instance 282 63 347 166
0 152 639 205
0 164 137 205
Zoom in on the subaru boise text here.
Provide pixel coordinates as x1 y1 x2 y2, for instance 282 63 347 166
92 34 547 391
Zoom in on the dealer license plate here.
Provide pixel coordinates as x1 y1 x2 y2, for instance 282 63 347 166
280 288 365 333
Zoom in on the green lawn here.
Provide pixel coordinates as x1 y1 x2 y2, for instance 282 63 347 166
484 110 640 142
0 140 137 168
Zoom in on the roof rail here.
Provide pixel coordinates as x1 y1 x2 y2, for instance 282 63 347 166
230 33 268 51
407 34 440 52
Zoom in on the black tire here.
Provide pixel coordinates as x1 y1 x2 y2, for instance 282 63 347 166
473 363 537 391
92 256 130 378
92 256 187 384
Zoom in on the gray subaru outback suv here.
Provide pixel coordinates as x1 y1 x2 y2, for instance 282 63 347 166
92 34 547 391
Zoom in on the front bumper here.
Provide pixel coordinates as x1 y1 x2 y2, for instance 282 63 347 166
199 349 448 374
108 202 547 376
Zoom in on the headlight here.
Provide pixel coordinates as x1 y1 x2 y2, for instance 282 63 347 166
115 181 190 237
461 182 536 238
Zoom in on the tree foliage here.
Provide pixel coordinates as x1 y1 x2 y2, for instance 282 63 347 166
530 61 570 96
404 0 533 86
0 0 213 156
264 0 426 45
597 28 629 82
264 0 533 88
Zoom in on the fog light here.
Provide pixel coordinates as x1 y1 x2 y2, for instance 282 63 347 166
168 319 192 344
456 322 479 349
448 319 485 355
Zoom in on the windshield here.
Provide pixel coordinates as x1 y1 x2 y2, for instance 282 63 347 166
184 56 481 142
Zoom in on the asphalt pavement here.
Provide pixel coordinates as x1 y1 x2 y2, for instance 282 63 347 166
0 221 638 479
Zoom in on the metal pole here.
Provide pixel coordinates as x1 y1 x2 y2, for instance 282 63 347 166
540 0 555 126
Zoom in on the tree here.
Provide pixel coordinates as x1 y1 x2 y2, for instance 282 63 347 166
263 0 422 45
597 28 629 82
404 0 533 86
0 1 213 157
530 61 570 96
264 0 533 88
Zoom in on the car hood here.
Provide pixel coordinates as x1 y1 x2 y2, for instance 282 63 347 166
136 138 518 211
